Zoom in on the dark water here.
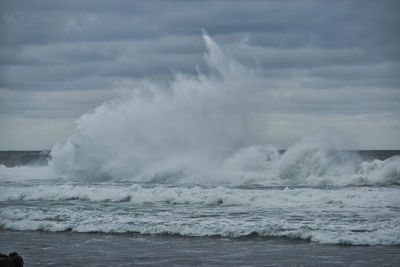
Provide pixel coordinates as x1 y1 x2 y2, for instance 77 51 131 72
355 150 400 160
1 231 399 266
0 150 398 167
0 151 50 167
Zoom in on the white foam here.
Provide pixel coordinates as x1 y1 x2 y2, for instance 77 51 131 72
1 183 399 245
1 182 398 206
0 164 55 182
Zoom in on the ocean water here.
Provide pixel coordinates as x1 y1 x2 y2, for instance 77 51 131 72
1 34 400 264
0 149 399 247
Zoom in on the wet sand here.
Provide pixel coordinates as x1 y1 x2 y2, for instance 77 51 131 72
0 230 399 266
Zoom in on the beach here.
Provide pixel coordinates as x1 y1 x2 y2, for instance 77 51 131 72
1 230 399 266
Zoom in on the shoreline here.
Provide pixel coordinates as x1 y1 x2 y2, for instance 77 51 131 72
1 230 399 266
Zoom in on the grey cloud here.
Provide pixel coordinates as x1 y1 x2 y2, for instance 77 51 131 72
0 0 399 149
0 89 118 119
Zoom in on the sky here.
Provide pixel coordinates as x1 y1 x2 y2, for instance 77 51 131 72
0 0 399 150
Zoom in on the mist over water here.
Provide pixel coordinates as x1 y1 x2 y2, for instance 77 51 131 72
46 33 399 186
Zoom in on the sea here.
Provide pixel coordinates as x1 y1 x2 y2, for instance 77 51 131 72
1 34 399 266
0 149 399 266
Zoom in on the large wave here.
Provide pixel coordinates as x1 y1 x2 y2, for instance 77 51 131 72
1 34 398 186
50 33 259 182
46 33 399 186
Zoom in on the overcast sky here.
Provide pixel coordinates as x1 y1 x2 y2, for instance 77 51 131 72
0 0 399 150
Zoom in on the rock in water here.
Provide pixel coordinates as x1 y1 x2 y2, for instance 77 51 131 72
0 252 24 267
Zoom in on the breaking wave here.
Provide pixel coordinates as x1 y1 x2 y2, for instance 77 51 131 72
0 34 399 186
42 33 400 186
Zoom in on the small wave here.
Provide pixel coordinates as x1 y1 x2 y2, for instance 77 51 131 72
1 208 398 246
273 140 400 186
1 183 397 205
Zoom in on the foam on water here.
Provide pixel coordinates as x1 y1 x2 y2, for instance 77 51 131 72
1 145 399 186
1 183 399 245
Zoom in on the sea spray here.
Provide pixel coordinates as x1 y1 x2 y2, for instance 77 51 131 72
46 33 400 186
50 33 264 182
0 34 395 186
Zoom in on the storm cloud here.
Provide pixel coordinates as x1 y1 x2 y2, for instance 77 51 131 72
0 0 399 149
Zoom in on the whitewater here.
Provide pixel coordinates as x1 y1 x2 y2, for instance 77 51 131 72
1 34 399 247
